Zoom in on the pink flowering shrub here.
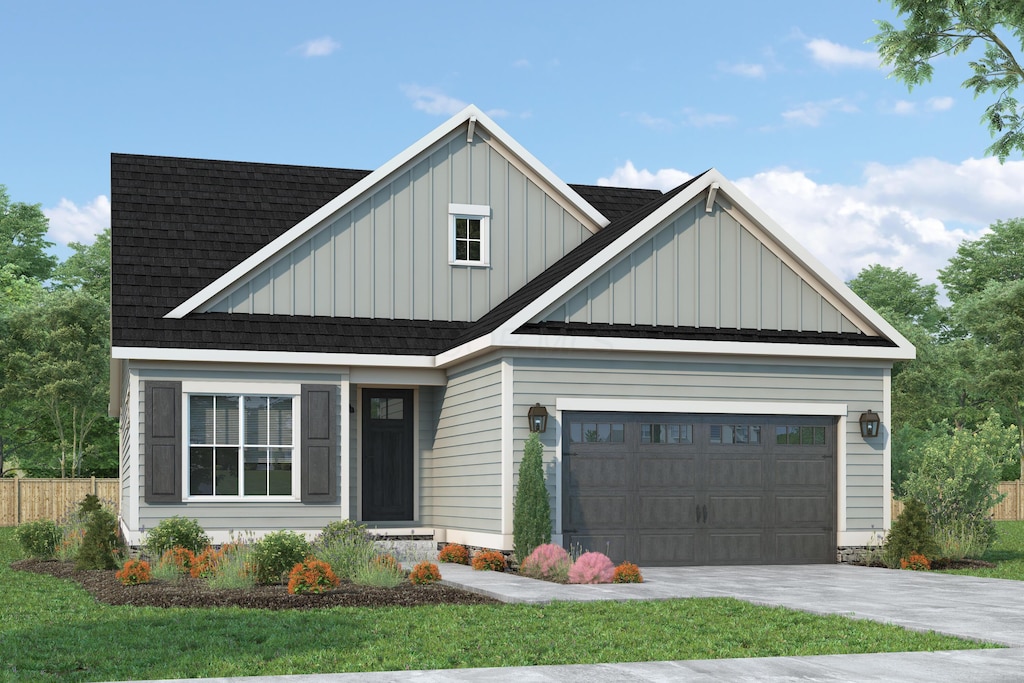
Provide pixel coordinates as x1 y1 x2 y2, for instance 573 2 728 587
568 551 615 584
520 543 571 582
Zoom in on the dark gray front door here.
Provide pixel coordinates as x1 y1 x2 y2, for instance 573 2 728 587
362 389 414 521
563 413 835 566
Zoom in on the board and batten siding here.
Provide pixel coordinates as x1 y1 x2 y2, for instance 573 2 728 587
422 359 503 533
135 369 345 535
512 354 886 532
541 203 864 335
205 130 592 322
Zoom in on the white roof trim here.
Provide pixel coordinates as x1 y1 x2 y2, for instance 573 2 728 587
480 169 914 359
556 397 848 416
164 105 608 319
111 346 437 368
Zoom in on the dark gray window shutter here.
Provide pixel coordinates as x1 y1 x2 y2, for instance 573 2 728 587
145 381 182 503
301 384 337 502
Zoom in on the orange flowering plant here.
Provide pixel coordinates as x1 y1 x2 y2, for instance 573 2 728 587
471 550 507 572
287 557 340 595
162 546 196 574
372 553 400 571
190 546 227 578
437 543 470 565
116 559 152 586
900 553 931 571
409 561 442 585
612 561 643 583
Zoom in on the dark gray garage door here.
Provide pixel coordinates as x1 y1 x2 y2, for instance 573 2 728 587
562 413 836 566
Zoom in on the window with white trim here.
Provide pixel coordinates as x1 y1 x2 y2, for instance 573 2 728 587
449 203 490 266
188 394 295 497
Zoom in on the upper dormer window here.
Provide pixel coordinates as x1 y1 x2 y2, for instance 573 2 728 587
449 203 490 266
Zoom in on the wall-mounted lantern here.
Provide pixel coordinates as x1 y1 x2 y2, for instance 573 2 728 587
859 410 881 439
527 403 549 433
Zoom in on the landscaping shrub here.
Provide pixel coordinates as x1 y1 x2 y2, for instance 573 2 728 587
904 412 1015 558
883 499 939 569
75 507 126 570
312 521 376 581
143 516 210 558
15 519 62 559
409 561 442 585
161 546 196 574
613 561 643 583
353 555 406 588
287 557 340 594
78 493 102 515
206 543 255 590
373 553 400 571
250 531 312 585
437 543 470 565
568 551 615 584
471 550 507 572
190 546 226 579
519 543 571 582
900 553 931 571
513 432 551 563
116 559 152 585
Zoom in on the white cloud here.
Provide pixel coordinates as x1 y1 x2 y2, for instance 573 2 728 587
633 112 673 131
928 96 955 111
595 157 1024 286
721 62 765 78
893 100 916 115
597 161 692 192
781 98 858 127
297 37 340 58
512 58 530 68
684 110 736 127
806 38 879 68
401 85 467 116
44 195 110 245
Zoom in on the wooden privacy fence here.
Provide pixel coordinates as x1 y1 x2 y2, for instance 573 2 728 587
0 478 120 526
892 481 1024 522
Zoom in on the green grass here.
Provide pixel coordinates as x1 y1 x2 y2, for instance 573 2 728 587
940 521 1024 580
0 528 993 682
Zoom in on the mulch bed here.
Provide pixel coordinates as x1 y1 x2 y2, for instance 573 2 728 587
11 559 498 610
858 558 997 570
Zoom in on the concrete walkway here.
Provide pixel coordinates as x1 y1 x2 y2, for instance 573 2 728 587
141 564 1024 683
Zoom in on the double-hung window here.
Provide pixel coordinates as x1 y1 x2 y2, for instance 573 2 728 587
188 393 295 498
449 203 490 266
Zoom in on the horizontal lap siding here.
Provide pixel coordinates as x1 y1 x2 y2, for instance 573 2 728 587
513 355 885 532
137 369 345 535
423 360 502 533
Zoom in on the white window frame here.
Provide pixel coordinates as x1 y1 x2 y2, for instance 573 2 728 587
181 380 301 502
448 203 491 266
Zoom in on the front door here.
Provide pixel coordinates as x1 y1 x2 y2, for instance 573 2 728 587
361 389 414 521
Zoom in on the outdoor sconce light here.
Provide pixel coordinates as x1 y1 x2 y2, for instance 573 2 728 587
859 410 881 439
528 403 549 433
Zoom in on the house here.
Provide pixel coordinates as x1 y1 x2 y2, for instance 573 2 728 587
109 105 914 566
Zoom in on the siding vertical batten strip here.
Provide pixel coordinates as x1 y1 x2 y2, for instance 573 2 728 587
501 358 514 536
340 376 351 521
883 367 893 531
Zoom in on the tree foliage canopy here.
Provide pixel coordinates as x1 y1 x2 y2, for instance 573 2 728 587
0 185 57 281
873 0 1024 161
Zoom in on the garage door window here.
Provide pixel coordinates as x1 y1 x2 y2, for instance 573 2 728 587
776 425 826 445
710 424 761 444
569 422 625 443
640 423 693 444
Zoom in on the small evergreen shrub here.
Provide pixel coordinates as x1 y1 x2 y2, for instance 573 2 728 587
15 519 62 559
883 498 939 569
409 561 442 585
613 561 643 583
287 557 340 594
76 507 126 570
471 550 507 572
513 432 552 562
519 543 571 582
437 543 470 564
78 494 102 515
250 531 311 585
900 553 931 571
143 516 210 558
116 559 152 585
568 551 615 584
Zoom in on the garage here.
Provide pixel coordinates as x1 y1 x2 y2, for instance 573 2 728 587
562 412 836 566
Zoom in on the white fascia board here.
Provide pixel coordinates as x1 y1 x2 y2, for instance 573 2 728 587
712 176 916 357
111 346 437 368
556 397 848 416
494 332 916 362
434 333 495 368
164 105 607 319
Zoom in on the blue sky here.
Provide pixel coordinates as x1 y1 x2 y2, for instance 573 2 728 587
3 1 1023 289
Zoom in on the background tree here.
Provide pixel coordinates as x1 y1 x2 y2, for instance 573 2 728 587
939 218 1024 302
0 185 57 281
847 264 944 333
873 1 1024 160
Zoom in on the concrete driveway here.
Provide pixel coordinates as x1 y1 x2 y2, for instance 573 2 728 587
146 563 1024 683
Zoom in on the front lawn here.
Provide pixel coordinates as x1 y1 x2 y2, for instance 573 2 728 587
940 521 1024 580
0 528 992 682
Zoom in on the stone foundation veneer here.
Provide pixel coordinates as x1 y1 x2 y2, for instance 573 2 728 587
836 546 871 564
